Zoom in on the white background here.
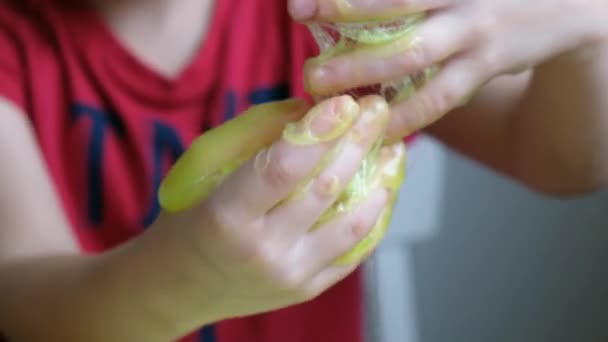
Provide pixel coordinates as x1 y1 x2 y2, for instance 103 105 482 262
365 136 608 342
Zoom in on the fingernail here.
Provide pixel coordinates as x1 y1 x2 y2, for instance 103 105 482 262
303 63 327 95
349 95 389 146
312 96 359 138
254 147 273 173
377 144 407 189
289 0 317 21
304 59 344 95
343 0 401 13
313 61 354 92
284 96 359 144
311 65 329 86
379 145 396 164
276 97 310 110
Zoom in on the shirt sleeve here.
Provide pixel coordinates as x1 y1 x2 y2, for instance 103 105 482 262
0 8 26 109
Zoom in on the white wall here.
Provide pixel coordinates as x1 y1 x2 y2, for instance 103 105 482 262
365 136 608 342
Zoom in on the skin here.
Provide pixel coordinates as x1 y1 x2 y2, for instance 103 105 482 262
291 0 608 195
1 0 608 340
0 92 395 340
159 98 407 265
1 1 397 339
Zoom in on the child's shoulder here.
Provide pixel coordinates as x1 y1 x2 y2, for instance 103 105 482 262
0 0 54 23
0 0 62 47
0 0 39 109
0 0 32 26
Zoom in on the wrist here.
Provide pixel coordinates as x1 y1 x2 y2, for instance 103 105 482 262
538 22 608 72
535 4 607 68
571 4 608 60
99 214 229 335
0 253 183 342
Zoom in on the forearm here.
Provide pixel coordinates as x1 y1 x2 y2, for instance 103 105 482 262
0 255 138 341
509 38 608 194
428 37 608 195
0 220 225 341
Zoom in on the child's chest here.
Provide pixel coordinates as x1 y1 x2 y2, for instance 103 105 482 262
22 0 315 251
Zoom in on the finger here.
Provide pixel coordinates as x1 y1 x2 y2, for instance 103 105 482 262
307 264 359 298
289 0 449 23
265 96 390 238
386 55 487 141
292 187 388 278
159 99 310 213
305 13 473 96
208 96 360 225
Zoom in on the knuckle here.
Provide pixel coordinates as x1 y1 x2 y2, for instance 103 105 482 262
410 93 435 127
312 173 341 200
251 242 280 268
400 41 431 72
350 214 374 240
405 86 458 129
206 200 237 230
224 226 261 256
470 11 500 40
395 0 418 8
432 84 462 114
477 48 502 73
297 284 323 302
275 266 307 291
321 1 350 19
265 154 298 188
204 200 264 249
396 97 426 132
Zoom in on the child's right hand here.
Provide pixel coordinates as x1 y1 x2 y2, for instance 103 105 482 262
157 95 393 322
0 95 397 341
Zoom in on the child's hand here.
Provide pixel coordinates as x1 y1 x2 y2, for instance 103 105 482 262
160 95 393 321
290 0 608 140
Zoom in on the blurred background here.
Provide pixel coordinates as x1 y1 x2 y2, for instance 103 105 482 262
364 135 608 342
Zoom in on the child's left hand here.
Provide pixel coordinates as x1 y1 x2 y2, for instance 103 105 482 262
290 0 608 140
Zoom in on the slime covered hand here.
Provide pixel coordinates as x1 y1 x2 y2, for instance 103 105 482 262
157 18 430 265
305 13 437 103
159 97 406 265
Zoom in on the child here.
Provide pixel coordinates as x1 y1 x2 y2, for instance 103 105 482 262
0 1 386 341
1 0 607 341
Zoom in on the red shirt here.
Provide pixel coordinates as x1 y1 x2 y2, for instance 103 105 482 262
0 0 365 341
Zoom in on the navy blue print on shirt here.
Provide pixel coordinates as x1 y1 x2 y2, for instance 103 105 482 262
74 82 289 231
199 325 217 342
71 81 289 341
249 82 290 105
224 82 290 122
72 103 126 225
142 120 185 227
72 104 186 227
223 90 238 122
